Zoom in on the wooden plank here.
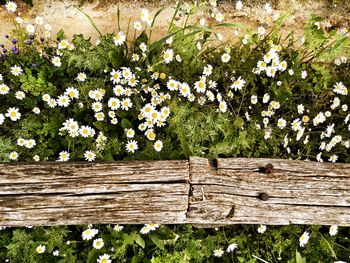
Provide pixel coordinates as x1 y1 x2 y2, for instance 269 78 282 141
1 157 350 226
187 157 350 226
0 160 190 226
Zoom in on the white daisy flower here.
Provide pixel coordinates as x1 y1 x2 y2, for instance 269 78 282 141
47 98 57 108
126 140 138 153
5 1 17 12
0 84 10 95
139 42 147 52
84 150 96 161
219 101 227 113
215 12 224 22
221 53 231 63
36 245 45 254
89 90 104 101
226 243 238 252
9 151 19 160
121 98 133 111
203 65 213 76
94 112 105 121
140 8 150 22
65 87 79 99
52 56 62 67
329 154 338 163
58 151 70 162
32 107 40 114
110 69 121 84
15 91 26 100
25 139 36 149
278 61 287 71
263 93 270 103
213 248 224 257
26 24 35 34
79 126 94 138
108 97 120 110
329 225 338 236
230 76 246 91
299 231 310 247
111 118 118 125
5 107 21 121
301 70 307 79
134 21 142 31
58 39 69 50
277 118 287 129
93 238 104 249
257 225 267 234
42 94 51 102
17 138 26 147
194 79 206 93
57 95 71 107
10 65 23 76
82 228 98 240
90 102 102 112
154 140 163 152
35 16 44 25
145 129 156 141
113 225 124 232
140 225 151 234
0 114 4 125
113 31 126 46
163 49 173 64
97 254 111 263
77 72 87 82
125 128 135 138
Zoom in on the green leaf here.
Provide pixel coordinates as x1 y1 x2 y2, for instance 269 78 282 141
213 23 246 29
131 255 139 263
73 5 102 36
148 233 165 250
121 118 132 129
109 47 126 70
134 234 145 249
296 250 306 263
151 7 167 28
56 29 66 41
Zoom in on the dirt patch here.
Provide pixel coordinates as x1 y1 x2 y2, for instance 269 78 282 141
0 0 349 45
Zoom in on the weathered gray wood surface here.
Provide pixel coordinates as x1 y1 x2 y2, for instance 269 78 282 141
187 157 350 226
0 157 350 226
0 161 190 226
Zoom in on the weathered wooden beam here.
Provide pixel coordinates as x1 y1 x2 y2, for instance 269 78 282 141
0 157 350 226
187 157 350 226
0 161 190 226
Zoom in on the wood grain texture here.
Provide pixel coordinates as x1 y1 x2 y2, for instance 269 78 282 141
187 157 350 226
0 160 190 226
1 157 350 226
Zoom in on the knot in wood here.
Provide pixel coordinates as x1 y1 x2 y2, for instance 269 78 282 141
258 192 269 201
258 163 274 174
